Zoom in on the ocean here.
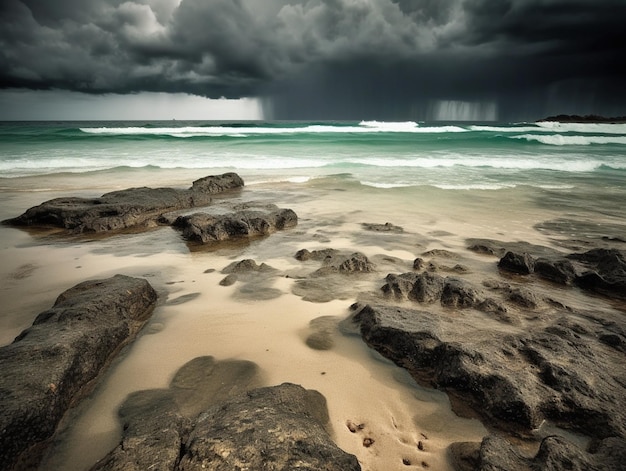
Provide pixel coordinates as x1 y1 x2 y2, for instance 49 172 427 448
1 120 626 471
2 120 625 190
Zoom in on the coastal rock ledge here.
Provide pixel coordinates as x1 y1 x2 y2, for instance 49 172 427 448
350 302 626 470
2 172 244 233
0 275 157 471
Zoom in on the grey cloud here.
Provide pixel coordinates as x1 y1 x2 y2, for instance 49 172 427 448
1 0 625 119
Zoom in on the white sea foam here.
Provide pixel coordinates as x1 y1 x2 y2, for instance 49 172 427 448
79 122 469 136
347 156 601 172
535 121 626 134
512 134 626 146
469 125 546 133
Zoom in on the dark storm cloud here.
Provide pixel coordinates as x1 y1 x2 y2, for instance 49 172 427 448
1 0 625 119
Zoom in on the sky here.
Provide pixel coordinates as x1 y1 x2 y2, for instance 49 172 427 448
1 0 625 121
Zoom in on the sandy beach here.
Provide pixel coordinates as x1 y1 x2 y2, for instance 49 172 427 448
5 165 622 470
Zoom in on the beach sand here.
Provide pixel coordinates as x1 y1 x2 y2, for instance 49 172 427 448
0 170 601 470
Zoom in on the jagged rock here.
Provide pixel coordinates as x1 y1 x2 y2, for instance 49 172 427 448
295 248 340 262
451 435 626 471
0 275 158 471
91 356 262 471
568 248 626 300
310 252 375 275
441 278 482 308
498 251 535 275
173 206 297 244
179 383 361 471
221 259 274 274
410 272 446 303
351 303 626 440
2 173 244 233
534 258 577 284
92 365 360 471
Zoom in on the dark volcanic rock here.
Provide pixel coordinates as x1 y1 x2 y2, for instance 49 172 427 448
568 248 626 300
3 173 244 233
451 435 626 471
382 272 484 308
498 251 535 275
0 275 157 471
179 383 360 471
92 359 360 471
173 206 297 244
534 258 577 284
351 303 626 440
361 222 404 233
91 356 263 471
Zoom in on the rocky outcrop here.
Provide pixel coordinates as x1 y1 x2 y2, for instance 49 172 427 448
0 275 158 471
568 248 626 300
172 205 297 244
351 302 626 444
451 435 626 471
2 173 244 233
91 357 360 471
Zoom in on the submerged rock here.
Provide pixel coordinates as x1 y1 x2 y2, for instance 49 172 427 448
0 275 157 471
3 173 244 233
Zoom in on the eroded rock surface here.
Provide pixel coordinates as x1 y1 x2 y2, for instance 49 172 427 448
3 173 244 233
91 357 360 471
0 275 157 471
451 435 626 471
350 298 626 468
173 205 297 244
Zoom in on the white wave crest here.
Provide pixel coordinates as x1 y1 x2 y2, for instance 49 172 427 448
511 134 626 146
536 121 626 135
79 122 469 136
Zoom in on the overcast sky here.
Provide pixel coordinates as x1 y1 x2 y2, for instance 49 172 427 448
1 0 624 121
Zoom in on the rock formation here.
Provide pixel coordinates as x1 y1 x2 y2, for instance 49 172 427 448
0 275 157 471
2 173 244 233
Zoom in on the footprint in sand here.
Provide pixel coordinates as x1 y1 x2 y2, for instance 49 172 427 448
390 415 431 469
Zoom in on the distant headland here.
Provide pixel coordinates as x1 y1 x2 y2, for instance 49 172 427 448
538 114 626 123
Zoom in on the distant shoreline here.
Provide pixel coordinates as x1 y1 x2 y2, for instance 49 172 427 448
538 114 626 123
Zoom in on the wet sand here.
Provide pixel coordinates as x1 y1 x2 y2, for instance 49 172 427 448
0 170 592 470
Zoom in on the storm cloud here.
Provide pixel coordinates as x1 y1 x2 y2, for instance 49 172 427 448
1 0 624 120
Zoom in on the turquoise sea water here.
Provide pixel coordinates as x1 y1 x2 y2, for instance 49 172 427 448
1 119 625 221
0 120 624 183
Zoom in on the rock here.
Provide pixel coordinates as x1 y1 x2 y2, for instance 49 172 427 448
307 252 375 275
361 222 404 233
568 248 626 300
507 287 538 309
173 206 297 244
93 369 360 471
534 258 577 284
295 248 340 262
221 259 274 274
179 383 360 471
498 251 535 275
305 316 339 351
3 173 244 233
441 278 482 308
91 356 263 471
410 272 446 303
0 275 158 471
382 272 483 307
451 435 626 471
351 303 626 439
